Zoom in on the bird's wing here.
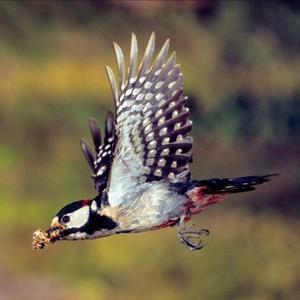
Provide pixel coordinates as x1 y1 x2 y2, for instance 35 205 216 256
80 112 116 194
106 33 193 207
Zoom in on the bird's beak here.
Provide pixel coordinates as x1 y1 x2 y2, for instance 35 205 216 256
32 217 66 250
46 217 66 242
50 217 61 228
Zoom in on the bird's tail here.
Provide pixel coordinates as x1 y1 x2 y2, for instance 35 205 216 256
173 174 278 215
196 174 278 194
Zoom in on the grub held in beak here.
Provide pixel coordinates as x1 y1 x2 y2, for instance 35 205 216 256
32 218 66 250
46 217 66 241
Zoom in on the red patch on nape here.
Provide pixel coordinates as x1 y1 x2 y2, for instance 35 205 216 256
81 199 92 206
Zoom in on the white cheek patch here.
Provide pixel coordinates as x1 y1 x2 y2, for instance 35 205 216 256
67 206 90 228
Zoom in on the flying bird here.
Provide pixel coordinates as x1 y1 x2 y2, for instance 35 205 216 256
33 33 276 251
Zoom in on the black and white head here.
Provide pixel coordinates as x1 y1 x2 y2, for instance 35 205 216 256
47 199 118 242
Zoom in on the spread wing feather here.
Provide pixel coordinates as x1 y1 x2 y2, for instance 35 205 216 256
80 112 116 194
106 33 193 206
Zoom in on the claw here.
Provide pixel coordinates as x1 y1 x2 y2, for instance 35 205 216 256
178 218 210 251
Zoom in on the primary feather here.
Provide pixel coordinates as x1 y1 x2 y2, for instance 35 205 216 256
102 33 193 207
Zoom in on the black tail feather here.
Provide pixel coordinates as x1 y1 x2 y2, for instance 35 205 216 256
199 174 278 194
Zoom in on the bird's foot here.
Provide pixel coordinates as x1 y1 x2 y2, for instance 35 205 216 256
178 219 210 251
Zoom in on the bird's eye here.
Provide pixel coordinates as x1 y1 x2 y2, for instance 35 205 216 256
61 215 70 224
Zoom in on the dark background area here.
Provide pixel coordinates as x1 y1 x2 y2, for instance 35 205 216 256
0 1 299 299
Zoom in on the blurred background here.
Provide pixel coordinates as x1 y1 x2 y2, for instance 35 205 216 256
0 0 299 299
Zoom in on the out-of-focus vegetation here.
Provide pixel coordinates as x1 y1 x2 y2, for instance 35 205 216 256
0 1 299 299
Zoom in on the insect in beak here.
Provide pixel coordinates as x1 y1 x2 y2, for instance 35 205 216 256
32 217 66 250
46 217 66 241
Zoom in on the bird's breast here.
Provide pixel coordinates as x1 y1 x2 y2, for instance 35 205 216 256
114 182 187 232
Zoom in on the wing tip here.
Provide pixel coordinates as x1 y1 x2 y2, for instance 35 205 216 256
150 31 156 41
106 65 119 104
80 138 96 172
131 32 137 41
105 111 115 136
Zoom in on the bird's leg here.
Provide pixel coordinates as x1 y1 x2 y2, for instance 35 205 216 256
177 215 210 251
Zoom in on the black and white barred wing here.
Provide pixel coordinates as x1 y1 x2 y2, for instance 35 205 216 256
107 33 193 206
80 112 116 194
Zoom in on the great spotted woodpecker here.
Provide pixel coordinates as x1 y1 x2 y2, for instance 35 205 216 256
33 33 276 251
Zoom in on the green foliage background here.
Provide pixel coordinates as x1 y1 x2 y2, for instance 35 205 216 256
0 1 299 299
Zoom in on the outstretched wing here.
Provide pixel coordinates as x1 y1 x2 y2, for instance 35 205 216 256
106 33 193 207
80 112 116 194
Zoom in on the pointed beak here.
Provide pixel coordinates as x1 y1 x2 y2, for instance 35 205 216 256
50 217 61 228
33 217 66 250
46 217 66 239
44 217 66 244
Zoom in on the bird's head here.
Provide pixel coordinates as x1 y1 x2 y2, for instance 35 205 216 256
33 198 117 249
